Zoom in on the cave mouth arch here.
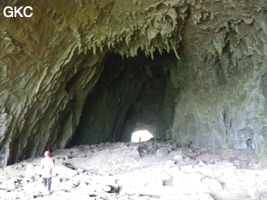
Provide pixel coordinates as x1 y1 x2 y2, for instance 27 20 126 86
67 52 177 147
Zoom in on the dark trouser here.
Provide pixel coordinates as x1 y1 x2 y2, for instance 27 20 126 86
43 177 52 191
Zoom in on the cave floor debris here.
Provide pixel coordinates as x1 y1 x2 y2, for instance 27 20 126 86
1 140 267 200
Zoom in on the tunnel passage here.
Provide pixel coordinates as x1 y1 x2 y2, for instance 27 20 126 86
67 52 177 147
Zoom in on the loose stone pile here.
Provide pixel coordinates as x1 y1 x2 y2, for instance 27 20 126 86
1 140 267 200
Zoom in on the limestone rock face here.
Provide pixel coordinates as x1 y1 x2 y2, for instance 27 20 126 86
0 0 267 167
169 3 267 158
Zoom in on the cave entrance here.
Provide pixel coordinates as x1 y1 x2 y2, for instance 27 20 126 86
131 130 153 142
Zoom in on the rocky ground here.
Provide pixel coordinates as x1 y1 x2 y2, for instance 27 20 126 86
1 140 267 200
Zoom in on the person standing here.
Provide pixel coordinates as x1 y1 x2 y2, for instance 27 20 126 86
40 151 55 194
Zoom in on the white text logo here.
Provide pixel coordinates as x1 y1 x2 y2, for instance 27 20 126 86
3 6 33 17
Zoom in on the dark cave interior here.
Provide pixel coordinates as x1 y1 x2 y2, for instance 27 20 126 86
67 52 177 147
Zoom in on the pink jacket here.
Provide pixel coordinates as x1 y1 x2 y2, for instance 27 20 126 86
41 157 55 178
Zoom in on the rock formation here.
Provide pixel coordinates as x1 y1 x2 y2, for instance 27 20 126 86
1 0 267 167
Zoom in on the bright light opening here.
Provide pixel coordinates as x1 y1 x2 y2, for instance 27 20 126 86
131 130 153 142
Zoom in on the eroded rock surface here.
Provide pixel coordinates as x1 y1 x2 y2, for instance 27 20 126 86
1 140 267 200
1 0 267 167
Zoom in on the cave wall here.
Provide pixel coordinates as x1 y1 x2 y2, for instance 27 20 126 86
1 0 182 167
1 0 267 167
169 11 267 158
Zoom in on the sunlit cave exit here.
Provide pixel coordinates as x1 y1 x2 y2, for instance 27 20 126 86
131 130 154 142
